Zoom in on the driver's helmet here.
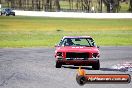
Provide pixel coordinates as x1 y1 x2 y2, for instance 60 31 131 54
65 39 74 46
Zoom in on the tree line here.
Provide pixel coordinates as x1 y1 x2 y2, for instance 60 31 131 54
0 0 132 12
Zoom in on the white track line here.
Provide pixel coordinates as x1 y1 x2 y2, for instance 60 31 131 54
14 10 132 18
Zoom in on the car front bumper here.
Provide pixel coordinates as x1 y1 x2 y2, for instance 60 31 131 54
56 59 99 66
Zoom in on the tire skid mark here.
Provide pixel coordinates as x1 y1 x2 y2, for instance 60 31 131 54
112 62 132 72
0 73 15 86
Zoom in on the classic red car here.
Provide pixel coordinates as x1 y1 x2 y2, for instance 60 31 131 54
55 36 100 70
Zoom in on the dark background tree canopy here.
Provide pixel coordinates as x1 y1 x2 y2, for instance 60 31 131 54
0 0 131 13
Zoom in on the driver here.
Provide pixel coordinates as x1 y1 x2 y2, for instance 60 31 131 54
65 39 74 46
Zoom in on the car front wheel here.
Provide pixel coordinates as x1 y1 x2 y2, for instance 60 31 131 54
6 14 9 16
92 60 100 70
55 61 62 68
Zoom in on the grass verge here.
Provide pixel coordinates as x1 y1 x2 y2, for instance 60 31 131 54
0 16 132 47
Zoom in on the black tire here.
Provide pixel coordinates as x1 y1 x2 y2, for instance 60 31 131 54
13 14 15 16
92 60 100 70
6 14 9 16
55 61 62 68
76 75 87 86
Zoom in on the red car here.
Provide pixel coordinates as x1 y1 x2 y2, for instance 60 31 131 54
55 36 100 70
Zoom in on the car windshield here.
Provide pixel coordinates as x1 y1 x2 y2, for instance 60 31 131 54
59 38 96 47
5 9 12 12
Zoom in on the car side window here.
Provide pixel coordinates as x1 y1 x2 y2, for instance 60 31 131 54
59 38 67 46
87 38 96 47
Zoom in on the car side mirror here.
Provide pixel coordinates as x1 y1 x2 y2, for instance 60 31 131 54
55 44 59 47
97 46 100 49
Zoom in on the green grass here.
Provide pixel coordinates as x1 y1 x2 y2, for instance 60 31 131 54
0 16 132 47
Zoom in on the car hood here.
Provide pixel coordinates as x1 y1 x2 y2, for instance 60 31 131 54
56 46 99 53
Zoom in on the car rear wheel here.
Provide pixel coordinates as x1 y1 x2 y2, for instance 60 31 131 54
56 61 62 68
6 14 9 16
92 60 100 70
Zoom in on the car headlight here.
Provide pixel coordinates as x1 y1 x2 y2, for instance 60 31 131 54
56 52 62 56
92 53 99 58
56 52 63 60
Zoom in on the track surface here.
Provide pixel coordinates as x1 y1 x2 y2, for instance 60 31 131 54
0 46 132 88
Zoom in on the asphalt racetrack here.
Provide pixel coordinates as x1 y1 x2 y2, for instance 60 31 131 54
0 46 132 88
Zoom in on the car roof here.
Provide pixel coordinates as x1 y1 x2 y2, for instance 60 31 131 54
63 36 92 39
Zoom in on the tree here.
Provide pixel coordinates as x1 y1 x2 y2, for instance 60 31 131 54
10 0 15 8
54 0 60 11
26 0 30 10
111 0 120 12
45 0 52 11
36 0 41 11
76 0 81 10
103 0 120 13
98 0 103 12
79 0 91 12
69 0 73 10
129 0 132 12
18 0 22 9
